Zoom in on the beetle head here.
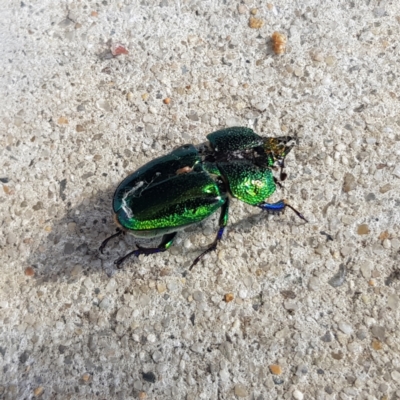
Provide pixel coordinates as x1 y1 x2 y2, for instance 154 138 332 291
263 136 296 164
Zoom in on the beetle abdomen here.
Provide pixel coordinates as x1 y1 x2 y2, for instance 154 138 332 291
113 144 200 213
115 170 224 232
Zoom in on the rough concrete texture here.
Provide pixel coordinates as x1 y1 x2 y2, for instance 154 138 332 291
1 0 400 399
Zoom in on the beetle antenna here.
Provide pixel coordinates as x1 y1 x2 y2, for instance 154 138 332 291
284 201 308 222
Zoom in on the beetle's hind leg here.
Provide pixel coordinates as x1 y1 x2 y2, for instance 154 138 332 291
189 198 230 271
99 228 124 254
258 199 308 222
114 232 177 268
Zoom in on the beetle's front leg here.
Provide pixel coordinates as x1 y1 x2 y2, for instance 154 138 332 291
114 232 177 268
258 199 308 222
273 177 284 189
189 198 230 270
278 159 287 182
99 228 124 254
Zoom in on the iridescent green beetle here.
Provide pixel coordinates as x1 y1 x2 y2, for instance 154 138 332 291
100 127 307 269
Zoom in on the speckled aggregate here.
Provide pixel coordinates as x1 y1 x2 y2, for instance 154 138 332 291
1 0 400 399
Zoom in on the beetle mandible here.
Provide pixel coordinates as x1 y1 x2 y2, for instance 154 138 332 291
100 127 307 269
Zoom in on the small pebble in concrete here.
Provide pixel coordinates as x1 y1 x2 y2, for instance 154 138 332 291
284 299 298 311
388 294 399 310
325 55 337 66
234 384 248 398
308 276 320 291
147 334 156 343
392 165 400 178
157 283 167 293
357 224 370 235
360 261 372 279
380 183 392 193
371 339 382 350
343 173 356 192
192 290 204 302
321 331 333 342
152 350 163 362
237 4 247 14
356 329 368 340
328 264 347 287
25 267 35 277
391 370 400 384
99 297 112 310
142 372 156 383
292 390 304 400
371 325 386 341
338 321 353 335
224 293 234 302
111 43 129 56
33 387 44 397
57 116 68 124
269 364 282 375
331 351 344 360
249 17 264 29
190 343 202 353
272 32 287 54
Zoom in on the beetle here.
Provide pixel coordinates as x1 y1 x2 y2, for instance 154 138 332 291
100 127 307 269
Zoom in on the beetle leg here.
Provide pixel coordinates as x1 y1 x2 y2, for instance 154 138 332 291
258 199 308 222
114 232 177 268
189 198 230 270
99 228 123 254
273 177 284 189
279 160 287 181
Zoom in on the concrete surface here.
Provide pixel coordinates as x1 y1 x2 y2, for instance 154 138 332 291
1 0 400 399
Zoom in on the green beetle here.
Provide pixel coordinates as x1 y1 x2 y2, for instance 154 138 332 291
100 127 307 268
